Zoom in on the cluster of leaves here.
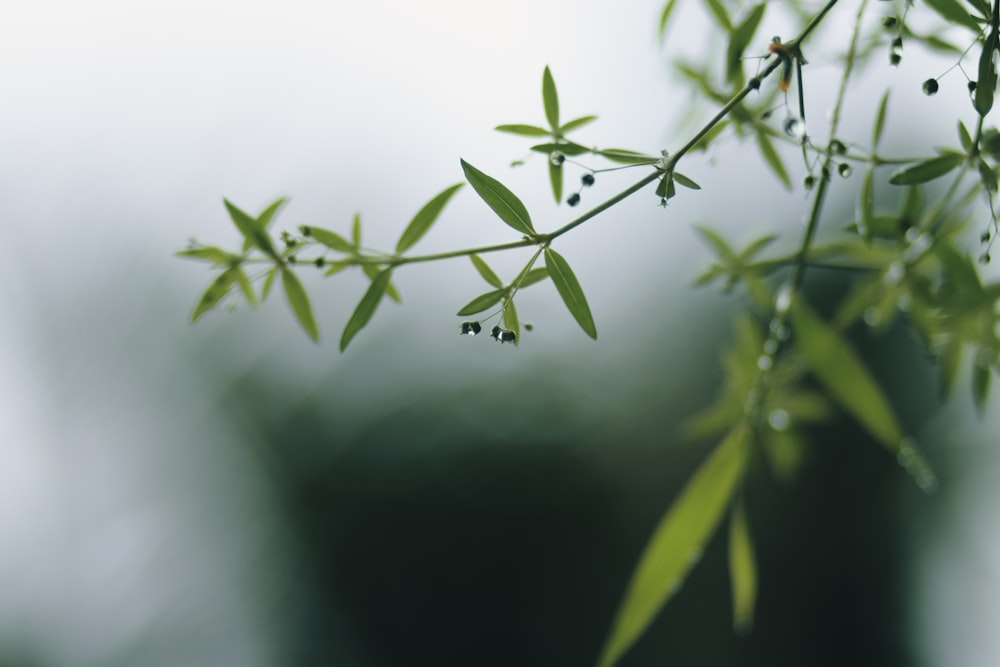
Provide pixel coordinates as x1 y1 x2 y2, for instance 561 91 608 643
179 0 1000 665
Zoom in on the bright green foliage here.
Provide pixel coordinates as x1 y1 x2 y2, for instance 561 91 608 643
597 425 750 667
340 269 393 351
469 254 503 288
542 65 560 131
889 153 966 185
544 248 597 339
395 183 464 253
727 499 757 634
281 267 319 342
457 289 506 316
726 4 767 85
460 159 535 236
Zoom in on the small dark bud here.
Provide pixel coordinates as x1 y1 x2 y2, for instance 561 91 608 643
761 109 773 120
980 253 992 264
749 77 761 91
581 173 596 187
922 78 939 96
830 139 847 154
981 231 991 243
524 323 534 332
500 330 516 343
890 52 902 66
287 255 297 264
491 325 502 340
460 321 482 336
300 225 312 236
315 257 325 268
882 16 897 28
837 162 853 178
969 80 978 94
567 193 581 207
804 174 817 190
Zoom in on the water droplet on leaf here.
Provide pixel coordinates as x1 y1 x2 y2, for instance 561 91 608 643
784 117 806 139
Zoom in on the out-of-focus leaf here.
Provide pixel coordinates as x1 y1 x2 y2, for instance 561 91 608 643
396 183 464 253
705 0 733 30
726 4 767 84
460 159 535 235
456 289 506 316
308 226 354 253
859 167 875 241
191 267 237 322
596 425 749 667
256 197 287 231
235 268 256 306
693 120 730 152
975 29 998 117
728 499 757 634
973 356 992 414
958 120 974 152
926 0 983 31
739 234 777 261
542 66 560 130
224 199 278 258
362 264 401 302
978 157 998 192
470 254 504 287
261 266 277 301
790 299 903 447
559 115 598 134
755 131 791 189
503 298 520 342
596 148 659 164
657 0 680 43
762 428 805 482
352 212 362 247
549 160 563 203
495 123 550 136
324 260 351 276
531 141 591 156
281 267 319 342
340 268 392 351
888 154 965 185
694 225 738 263
545 247 597 339
176 246 240 265
872 90 890 149
937 336 962 399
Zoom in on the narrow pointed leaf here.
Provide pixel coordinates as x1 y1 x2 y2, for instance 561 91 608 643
362 264 401 302
340 269 392 351
518 267 550 288
888 154 965 185
549 160 563 203
790 299 902 447
460 159 535 235
235 268 257 306
739 234 778 261
494 123 550 136
261 266 277 301
544 248 597 339
396 183 464 253
542 66 559 130
596 148 659 164
351 212 362 247
281 267 319 342
503 298 520 342
859 167 875 241
755 131 791 189
559 115 598 134
308 226 354 252
256 197 287 231
597 425 749 667
728 499 757 634
975 29 998 117
872 90 890 148
705 0 733 29
469 254 504 288
673 171 701 190
176 246 240 265
726 4 767 84
457 288 506 316
532 141 590 156
926 0 983 31
972 357 992 414
657 0 680 43
192 267 237 322
224 199 277 258
694 225 738 263
958 120 974 152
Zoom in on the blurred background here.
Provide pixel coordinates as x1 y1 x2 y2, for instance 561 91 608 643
2 1 1000 665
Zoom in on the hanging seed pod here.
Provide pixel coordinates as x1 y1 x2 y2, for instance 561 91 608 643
460 321 482 336
581 173 596 187
882 16 898 28
922 78 939 96
567 193 581 207
837 162 853 178
803 174 817 190
889 37 903 66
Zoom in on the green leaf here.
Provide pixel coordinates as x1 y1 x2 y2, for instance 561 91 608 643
926 0 983 31
281 267 319 342
596 148 659 164
790 299 903 447
973 356 992 414
694 225 738 263
308 226 354 253
872 90 890 149
494 123 551 136
657 0 680 43
191 267 237 322
224 199 278 258
176 246 240 265
673 171 701 190
755 131 791 189
532 141 591 156
544 248 597 339
549 160 563 203
559 115 598 134
726 4 767 84
888 154 965 185
396 183 463 253
693 120 730 152
235 268 256 306
340 268 392 351
256 197 287 231
362 264 401 303
542 66 559 130
503 298 520 342
656 174 676 201
324 260 351 276
958 120 974 152
859 167 875 241
518 267 550 288
456 288 506 316
352 212 362 247
597 425 749 667
469 254 504 287
705 0 733 30
978 157 998 192
261 266 277 301
460 159 535 235
728 499 757 634
975 29 998 117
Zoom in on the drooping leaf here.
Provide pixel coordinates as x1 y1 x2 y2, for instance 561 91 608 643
544 248 597 339
542 66 560 130
657 0 680 43
340 268 393 351
673 171 702 190
460 159 535 235
503 298 520 342
281 267 319 342
975 29 998 117
494 123 551 136
308 226 354 253
224 199 278 258
872 90 890 149
396 183 464 253
790 299 903 447
456 288 506 316
191 267 237 322
362 264 401 302
728 499 757 634
176 246 240 265
597 425 750 667
755 131 791 189
656 174 676 201
469 254 504 287
726 4 767 84
859 167 875 241
549 160 563 203
972 356 992 414
888 154 965 185
559 115 598 134
235 267 257 306
926 0 983 31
